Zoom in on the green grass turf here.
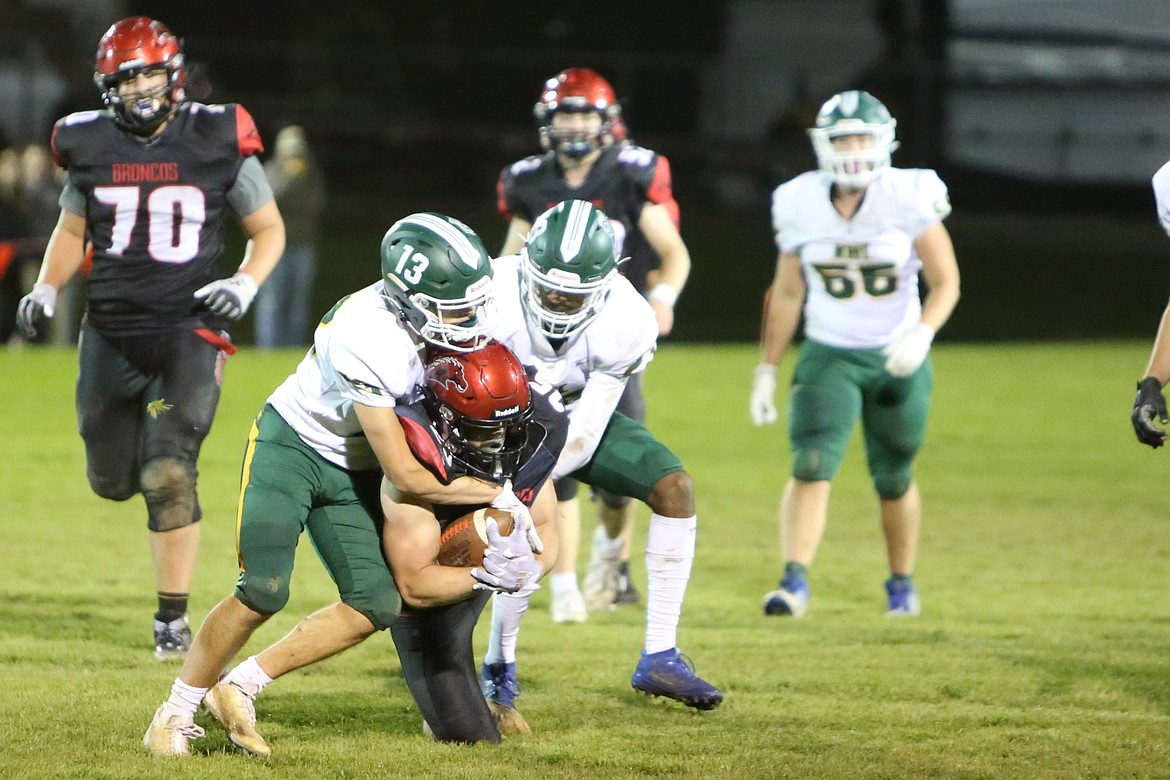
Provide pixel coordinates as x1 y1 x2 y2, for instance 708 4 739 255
1 341 1168 779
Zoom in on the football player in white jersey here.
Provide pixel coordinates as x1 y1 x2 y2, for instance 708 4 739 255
483 199 722 718
749 90 961 618
144 213 542 756
1131 161 1170 447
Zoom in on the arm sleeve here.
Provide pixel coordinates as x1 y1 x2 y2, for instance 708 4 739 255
906 170 952 238
226 155 275 217
552 372 627 480
58 175 86 216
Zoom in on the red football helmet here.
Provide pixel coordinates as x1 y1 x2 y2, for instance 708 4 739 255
93 16 186 134
533 67 622 158
424 341 534 480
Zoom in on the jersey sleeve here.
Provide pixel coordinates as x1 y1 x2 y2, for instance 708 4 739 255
1153 161 1170 239
496 168 514 219
903 169 952 238
234 104 265 157
770 180 801 253
592 281 658 378
320 305 419 408
396 402 451 484
226 155 275 216
621 145 680 227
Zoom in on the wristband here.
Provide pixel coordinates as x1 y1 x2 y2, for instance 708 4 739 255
648 283 678 307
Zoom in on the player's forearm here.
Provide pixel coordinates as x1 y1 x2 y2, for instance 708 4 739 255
1143 303 1170 383
236 200 286 286
35 215 87 289
397 473 502 506
395 564 480 608
920 281 960 335
760 293 802 366
552 376 626 479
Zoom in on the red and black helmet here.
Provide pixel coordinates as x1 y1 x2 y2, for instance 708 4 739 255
424 341 534 481
533 67 622 158
93 16 186 134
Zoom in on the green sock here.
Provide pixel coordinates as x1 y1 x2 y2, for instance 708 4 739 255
890 573 913 583
783 562 808 579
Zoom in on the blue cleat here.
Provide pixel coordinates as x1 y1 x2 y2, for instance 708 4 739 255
762 573 809 617
481 661 521 709
885 577 920 616
631 648 723 710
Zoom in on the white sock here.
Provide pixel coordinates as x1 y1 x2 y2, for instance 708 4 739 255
550 571 580 598
644 513 697 654
163 678 208 720
222 655 274 698
593 525 623 561
484 591 531 665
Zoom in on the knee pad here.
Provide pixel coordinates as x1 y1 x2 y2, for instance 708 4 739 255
592 487 631 511
343 581 402 632
234 577 288 617
872 470 913 501
554 476 579 502
141 456 200 532
87 470 138 502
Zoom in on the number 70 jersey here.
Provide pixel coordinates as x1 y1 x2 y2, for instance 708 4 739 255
771 167 951 349
51 101 265 334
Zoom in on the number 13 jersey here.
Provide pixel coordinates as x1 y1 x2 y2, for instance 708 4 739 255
771 167 951 349
51 101 267 334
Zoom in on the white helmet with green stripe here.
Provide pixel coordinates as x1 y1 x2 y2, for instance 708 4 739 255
808 90 899 189
380 212 495 352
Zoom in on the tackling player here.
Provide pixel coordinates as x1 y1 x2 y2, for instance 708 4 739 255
1131 161 1170 447
484 199 722 713
497 67 692 621
143 213 538 756
749 90 961 618
15 17 286 659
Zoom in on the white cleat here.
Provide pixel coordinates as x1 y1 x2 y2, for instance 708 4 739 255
143 704 205 757
550 588 588 624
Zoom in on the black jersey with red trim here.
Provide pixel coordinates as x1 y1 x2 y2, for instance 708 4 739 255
497 144 679 294
396 380 567 528
51 102 265 335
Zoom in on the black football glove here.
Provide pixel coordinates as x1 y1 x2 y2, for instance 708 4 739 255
1132 377 1168 448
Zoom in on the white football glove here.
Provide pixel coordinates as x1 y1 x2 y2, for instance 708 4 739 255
882 323 935 378
750 363 778 426
471 518 542 594
16 283 57 339
490 480 543 554
194 272 259 320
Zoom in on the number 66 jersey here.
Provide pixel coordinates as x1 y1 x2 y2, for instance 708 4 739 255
771 167 951 349
51 101 269 335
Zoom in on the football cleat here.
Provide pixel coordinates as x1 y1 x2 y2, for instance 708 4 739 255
481 661 531 736
762 573 809 617
631 648 723 710
143 704 205 757
550 588 588 624
885 577 921 617
582 526 623 612
202 681 270 757
153 613 192 660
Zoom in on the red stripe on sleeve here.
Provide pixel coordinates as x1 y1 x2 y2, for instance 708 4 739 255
496 175 512 219
647 156 680 227
235 105 265 157
400 417 449 482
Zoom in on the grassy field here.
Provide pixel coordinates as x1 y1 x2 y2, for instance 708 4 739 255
1 341 1168 779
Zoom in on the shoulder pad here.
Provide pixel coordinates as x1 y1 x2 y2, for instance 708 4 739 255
508 156 545 177
616 145 658 169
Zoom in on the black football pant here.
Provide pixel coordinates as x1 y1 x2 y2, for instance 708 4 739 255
389 590 500 744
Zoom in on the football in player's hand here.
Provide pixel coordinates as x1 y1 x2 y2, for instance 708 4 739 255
436 508 515 567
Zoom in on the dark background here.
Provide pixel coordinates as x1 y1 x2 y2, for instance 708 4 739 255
5 0 1169 344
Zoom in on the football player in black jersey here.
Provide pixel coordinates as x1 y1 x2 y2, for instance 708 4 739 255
180 341 565 751
14 17 286 660
496 67 692 621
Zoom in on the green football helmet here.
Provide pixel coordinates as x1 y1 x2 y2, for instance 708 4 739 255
380 213 495 351
521 199 619 338
808 90 899 188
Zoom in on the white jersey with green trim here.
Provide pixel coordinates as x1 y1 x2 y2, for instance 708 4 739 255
491 255 657 406
268 282 424 471
772 167 951 349
1152 160 1170 238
